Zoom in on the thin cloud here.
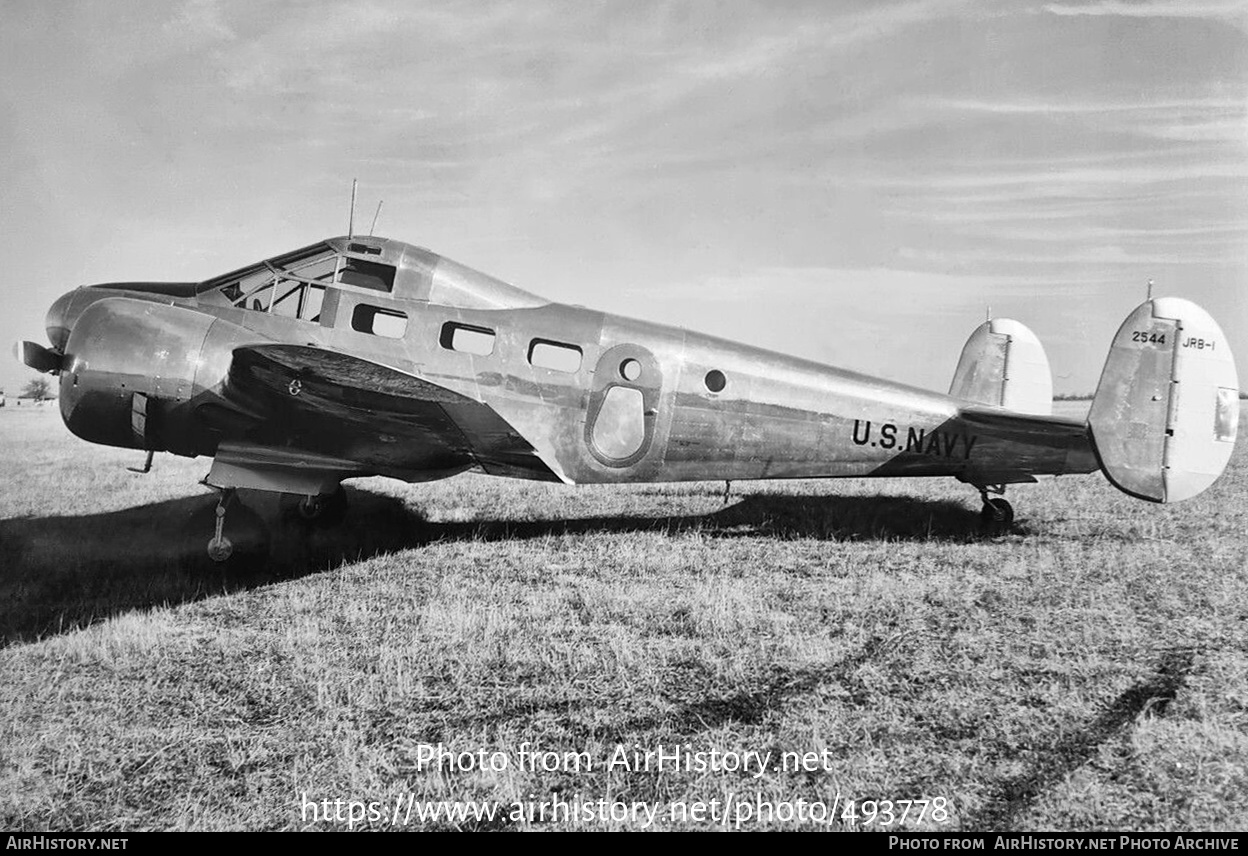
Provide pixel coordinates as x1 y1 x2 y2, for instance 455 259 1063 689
951 222 1248 245
1043 1 1248 18
673 0 973 81
627 266 1112 303
930 95 1248 144
162 0 234 42
936 96 1246 114
896 244 1247 266
851 162 1248 190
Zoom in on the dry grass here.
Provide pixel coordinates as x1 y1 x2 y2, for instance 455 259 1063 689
1 403 1245 831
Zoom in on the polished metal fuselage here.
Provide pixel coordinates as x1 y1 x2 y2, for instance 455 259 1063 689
49 237 1100 489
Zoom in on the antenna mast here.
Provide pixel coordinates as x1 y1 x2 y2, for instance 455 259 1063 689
347 178 358 238
369 200 384 237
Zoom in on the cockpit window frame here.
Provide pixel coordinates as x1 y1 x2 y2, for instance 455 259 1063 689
269 244 337 273
197 241 338 296
203 242 399 314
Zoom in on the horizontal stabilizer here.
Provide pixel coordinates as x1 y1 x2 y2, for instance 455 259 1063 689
1089 297 1239 503
950 319 1052 415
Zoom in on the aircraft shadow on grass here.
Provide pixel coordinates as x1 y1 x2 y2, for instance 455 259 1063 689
0 480 1195 833
0 485 1004 645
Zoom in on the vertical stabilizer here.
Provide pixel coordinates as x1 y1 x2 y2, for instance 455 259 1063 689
950 318 1052 415
1088 297 1239 502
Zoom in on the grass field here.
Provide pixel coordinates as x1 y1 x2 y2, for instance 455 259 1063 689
1 402 1245 831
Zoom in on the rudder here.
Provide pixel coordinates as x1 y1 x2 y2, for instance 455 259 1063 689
1089 297 1239 502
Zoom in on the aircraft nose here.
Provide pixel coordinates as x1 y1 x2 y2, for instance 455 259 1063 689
45 289 78 350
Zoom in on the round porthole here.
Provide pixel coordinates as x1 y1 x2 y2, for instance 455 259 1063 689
619 358 642 382
705 369 726 392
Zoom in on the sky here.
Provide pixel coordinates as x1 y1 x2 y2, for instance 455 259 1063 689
2 0 1246 397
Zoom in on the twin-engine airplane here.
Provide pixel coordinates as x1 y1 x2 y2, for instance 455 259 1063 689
18 235 1241 561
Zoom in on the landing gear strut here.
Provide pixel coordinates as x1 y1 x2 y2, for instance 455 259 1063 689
207 488 236 562
188 486 269 566
977 484 1014 530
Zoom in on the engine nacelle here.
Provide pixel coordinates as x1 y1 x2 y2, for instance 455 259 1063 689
58 297 241 456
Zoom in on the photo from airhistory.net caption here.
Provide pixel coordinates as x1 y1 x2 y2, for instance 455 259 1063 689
2 834 1244 846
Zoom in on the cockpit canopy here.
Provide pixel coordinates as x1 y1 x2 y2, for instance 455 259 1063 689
198 236 545 315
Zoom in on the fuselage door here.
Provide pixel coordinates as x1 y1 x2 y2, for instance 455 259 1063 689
585 344 662 467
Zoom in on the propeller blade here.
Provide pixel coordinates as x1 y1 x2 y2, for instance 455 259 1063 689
16 340 64 374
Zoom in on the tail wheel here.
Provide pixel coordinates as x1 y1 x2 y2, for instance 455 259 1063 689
980 497 1014 528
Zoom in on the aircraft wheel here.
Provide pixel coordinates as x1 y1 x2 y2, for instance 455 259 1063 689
980 497 1014 528
294 486 348 526
207 534 234 563
184 494 270 567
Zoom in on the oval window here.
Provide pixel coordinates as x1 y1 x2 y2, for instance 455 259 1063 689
591 386 646 459
705 370 726 392
619 358 642 382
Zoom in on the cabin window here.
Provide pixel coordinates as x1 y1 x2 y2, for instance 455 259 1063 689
352 304 407 338
619 358 642 382
301 285 326 322
271 280 326 322
338 258 396 292
270 281 301 318
216 246 339 314
249 287 271 312
705 370 726 392
290 255 338 284
529 339 582 373
440 322 496 356
219 266 275 308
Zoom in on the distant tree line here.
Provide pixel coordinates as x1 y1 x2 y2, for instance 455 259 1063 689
19 379 54 401
1055 391 1248 400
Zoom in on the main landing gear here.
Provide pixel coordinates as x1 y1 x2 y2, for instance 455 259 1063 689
197 488 270 564
204 489 240 564
976 485 1014 531
207 489 236 562
200 486 348 563
290 485 349 527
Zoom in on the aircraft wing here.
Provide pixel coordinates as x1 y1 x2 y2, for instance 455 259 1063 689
207 344 560 492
